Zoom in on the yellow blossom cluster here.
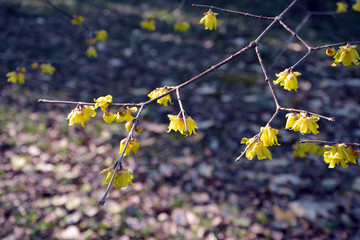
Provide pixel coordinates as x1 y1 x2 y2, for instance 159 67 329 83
199 9 218 30
85 30 108 58
167 114 198 136
324 143 358 168
148 87 173 107
285 112 320 135
292 142 324 158
140 14 156 31
273 69 301 92
99 168 134 189
6 67 26 84
71 15 84 25
66 105 96 127
354 0 360 11
174 21 190 32
40 63 56 75
336 2 348 12
329 44 360 67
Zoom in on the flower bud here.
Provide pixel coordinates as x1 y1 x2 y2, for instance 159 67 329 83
326 47 336 57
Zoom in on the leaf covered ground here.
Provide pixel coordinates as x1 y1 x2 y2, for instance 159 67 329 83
1 0 360 239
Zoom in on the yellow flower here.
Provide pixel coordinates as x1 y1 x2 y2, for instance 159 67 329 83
125 122 142 133
260 126 280 147
241 137 272 160
99 168 134 189
199 9 218 30
174 21 190 32
31 62 39 70
119 138 139 156
6 70 25 85
273 69 301 92
66 105 96 127
148 87 173 107
71 15 84 25
285 113 300 131
94 30 108 42
353 0 360 11
336 2 348 12
103 112 116 124
40 63 56 75
115 107 134 123
140 14 156 31
291 113 320 135
331 44 360 67
292 142 324 158
326 47 336 57
86 46 97 58
94 94 112 112
167 115 198 136
324 144 358 168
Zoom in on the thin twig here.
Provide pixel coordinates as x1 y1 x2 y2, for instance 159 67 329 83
192 4 275 20
300 139 360 147
176 88 189 135
278 19 311 50
279 107 335 122
38 99 141 107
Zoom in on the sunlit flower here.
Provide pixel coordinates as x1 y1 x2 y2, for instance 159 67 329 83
115 107 134 123
6 68 26 85
241 137 272 160
324 143 358 168
66 105 96 127
94 30 108 42
326 47 336 57
140 14 156 31
273 69 301 92
336 2 348 12
86 46 97 58
353 0 360 11
292 142 324 158
167 114 198 136
260 126 280 147
119 138 139 156
291 113 320 135
31 62 39 70
285 113 300 131
148 87 173 107
125 122 143 133
331 44 360 67
99 168 134 189
94 94 112 112
40 63 56 75
71 15 84 25
174 21 190 31
103 111 116 124
199 9 218 30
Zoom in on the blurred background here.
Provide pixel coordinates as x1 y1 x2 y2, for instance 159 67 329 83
1 0 360 239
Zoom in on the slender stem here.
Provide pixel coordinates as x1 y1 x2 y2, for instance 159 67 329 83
192 4 275 20
176 88 189 134
278 19 311 50
300 139 360 147
291 51 311 69
279 107 335 122
99 105 144 206
38 99 141 107
312 41 360 51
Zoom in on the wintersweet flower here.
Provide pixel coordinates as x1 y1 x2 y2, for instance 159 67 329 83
292 113 320 135
125 122 143 133
199 9 218 30
115 107 134 123
6 68 26 85
94 30 108 42
241 137 272 160
273 69 301 92
119 138 139 156
353 0 360 11
148 87 173 107
167 114 198 136
94 94 112 112
324 144 358 168
66 105 96 127
260 126 280 147
40 63 56 75
31 62 39 70
86 46 97 58
331 44 360 67
103 111 116 124
285 113 300 131
292 142 324 158
99 168 134 189
174 21 190 32
326 47 336 57
71 15 84 25
140 14 156 31
336 2 348 12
